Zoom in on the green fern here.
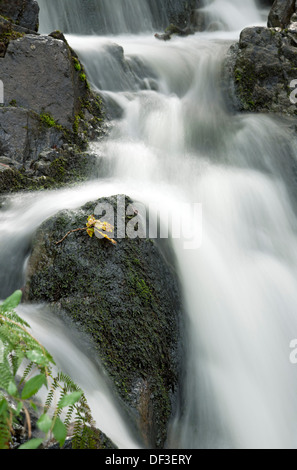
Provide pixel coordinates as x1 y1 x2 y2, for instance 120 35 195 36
0 290 97 449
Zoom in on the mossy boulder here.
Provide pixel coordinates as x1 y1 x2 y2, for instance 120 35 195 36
24 195 183 449
226 25 297 115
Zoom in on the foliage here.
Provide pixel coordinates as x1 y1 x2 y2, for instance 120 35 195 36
0 290 97 449
39 112 63 131
72 57 81 72
56 215 117 246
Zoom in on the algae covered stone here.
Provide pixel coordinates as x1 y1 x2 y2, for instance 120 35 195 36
24 195 183 448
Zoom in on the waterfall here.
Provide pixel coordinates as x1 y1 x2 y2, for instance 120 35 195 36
37 0 170 34
37 0 263 35
4 0 297 448
202 0 262 31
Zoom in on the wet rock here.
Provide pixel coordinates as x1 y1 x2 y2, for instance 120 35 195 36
24 195 183 449
1 34 87 130
226 25 297 115
164 0 199 27
0 0 39 32
0 107 63 166
0 145 101 195
0 28 105 193
268 0 296 28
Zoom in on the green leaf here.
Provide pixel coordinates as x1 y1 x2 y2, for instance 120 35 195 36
18 438 43 449
29 401 37 412
7 380 18 397
26 349 49 366
37 413 52 434
1 290 22 312
45 350 56 365
0 398 8 415
52 417 67 447
15 402 23 416
21 374 47 400
58 391 83 409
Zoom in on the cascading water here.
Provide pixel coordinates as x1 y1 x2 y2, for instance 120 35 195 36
36 0 172 34
201 0 262 31
2 0 297 449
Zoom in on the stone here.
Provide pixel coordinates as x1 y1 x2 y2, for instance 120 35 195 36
0 0 39 32
164 0 199 27
268 0 296 28
24 195 183 448
226 26 297 115
0 35 84 130
0 107 63 165
0 29 105 189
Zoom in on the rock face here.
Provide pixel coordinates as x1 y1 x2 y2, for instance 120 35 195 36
0 107 63 165
0 1 105 194
0 0 39 32
24 195 183 449
164 0 199 27
228 26 297 115
1 34 93 130
226 0 297 117
0 23 104 192
268 0 296 27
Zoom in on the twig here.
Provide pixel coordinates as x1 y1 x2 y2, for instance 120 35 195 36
55 228 86 245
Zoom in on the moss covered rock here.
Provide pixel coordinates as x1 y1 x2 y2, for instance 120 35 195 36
226 25 297 115
24 195 183 449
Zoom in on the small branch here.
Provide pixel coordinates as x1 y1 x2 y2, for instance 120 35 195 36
23 405 32 439
56 228 86 246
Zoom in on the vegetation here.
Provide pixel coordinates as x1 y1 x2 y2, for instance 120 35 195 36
73 57 81 72
39 112 63 131
0 290 97 449
56 215 117 246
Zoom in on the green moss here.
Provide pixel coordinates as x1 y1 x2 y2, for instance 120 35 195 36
40 112 62 130
234 68 243 83
79 72 87 82
0 21 25 56
73 57 81 72
79 72 91 90
73 114 80 135
233 60 258 111
0 151 97 195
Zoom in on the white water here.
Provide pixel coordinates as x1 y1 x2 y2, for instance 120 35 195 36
2 0 297 449
202 0 262 31
18 304 140 449
37 0 168 34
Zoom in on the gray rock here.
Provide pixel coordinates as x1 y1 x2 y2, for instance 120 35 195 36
37 149 60 162
0 0 39 32
24 195 183 449
0 107 63 165
0 35 81 130
268 0 296 28
227 26 297 115
0 156 14 165
0 30 104 185
163 0 199 27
